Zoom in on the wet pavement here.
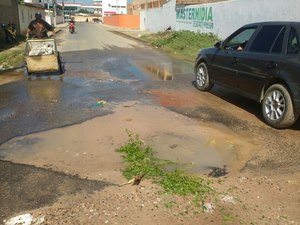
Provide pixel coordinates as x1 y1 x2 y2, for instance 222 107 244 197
0 29 194 145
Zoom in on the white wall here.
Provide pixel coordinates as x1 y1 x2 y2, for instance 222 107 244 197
18 5 45 35
142 0 300 38
140 0 176 32
18 5 63 35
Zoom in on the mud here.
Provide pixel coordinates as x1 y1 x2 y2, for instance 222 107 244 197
0 102 256 178
0 69 23 85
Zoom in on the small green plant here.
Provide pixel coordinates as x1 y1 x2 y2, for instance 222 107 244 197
164 200 176 209
220 207 237 224
116 130 168 179
223 212 236 222
117 130 214 206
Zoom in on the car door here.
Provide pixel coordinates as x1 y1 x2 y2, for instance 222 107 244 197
210 26 257 89
236 24 287 101
282 25 300 112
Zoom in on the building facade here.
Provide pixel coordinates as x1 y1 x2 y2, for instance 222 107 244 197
23 0 44 5
95 0 127 16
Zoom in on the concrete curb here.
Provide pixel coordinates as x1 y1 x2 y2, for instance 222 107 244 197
110 30 147 43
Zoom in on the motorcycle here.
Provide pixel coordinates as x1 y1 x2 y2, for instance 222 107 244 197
69 22 75 34
1 23 18 44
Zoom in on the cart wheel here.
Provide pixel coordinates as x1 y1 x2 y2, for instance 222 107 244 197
58 55 63 75
25 66 32 79
59 63 63 75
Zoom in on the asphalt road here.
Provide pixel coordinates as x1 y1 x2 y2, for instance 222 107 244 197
0 23 193 144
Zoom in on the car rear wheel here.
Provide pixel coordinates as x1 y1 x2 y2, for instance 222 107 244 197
262 84 296 128
195 62 213 91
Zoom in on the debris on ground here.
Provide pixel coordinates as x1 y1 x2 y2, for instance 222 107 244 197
203 202 215 213
123 102 137 107
221 195 235 204
4 213 45 225
208 165 229 178
121 173 146 186
4 214 33 225
91 99 107 108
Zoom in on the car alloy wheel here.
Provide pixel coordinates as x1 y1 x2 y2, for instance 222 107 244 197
262 84 296 128
195 62 213 91
264 90 286 119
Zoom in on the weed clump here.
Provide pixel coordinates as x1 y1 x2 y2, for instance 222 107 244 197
116 130 214 205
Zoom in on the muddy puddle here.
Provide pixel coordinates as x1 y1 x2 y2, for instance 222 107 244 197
146 131 246 174
0 102 255 180
140 63 174 81
0 69 24 85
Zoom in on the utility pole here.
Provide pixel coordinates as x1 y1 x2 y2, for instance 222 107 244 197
47 0 50 11
62 0 65 23
53 0 57 27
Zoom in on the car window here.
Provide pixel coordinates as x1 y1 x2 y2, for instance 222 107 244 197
249 25 284 53
224 27 257 51
271 27 286 54
287 27 300 54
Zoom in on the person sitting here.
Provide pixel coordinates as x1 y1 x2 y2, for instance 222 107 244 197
237 41 248 51
26 12 55 39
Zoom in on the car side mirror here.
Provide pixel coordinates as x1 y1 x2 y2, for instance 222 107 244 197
214 41 222 49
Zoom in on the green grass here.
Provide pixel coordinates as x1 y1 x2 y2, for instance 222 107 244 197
0 41 25 69
116 130 214 206
140 30 219 61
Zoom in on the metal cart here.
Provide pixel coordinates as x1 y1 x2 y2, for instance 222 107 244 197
24 38 63 77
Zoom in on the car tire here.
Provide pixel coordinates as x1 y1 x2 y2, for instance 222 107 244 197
195 62 213 91
262 84 297 128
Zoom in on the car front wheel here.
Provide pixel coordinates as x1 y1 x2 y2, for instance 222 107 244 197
262 84 297 128
195 62 213 91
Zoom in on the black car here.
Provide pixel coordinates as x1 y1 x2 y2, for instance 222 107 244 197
194 21 300 128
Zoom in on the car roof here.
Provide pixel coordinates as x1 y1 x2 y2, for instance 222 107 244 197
242 21 300 27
